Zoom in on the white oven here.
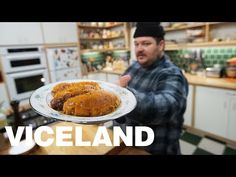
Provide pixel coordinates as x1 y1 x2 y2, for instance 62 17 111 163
0 46 49 101
5 69 49 101
0 46 46 73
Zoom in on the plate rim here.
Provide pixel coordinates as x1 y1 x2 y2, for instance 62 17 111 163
30 79 137 124
8 139 36 155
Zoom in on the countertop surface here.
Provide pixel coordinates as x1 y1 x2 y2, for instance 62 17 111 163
30 121 117 155
184 73 236 90
1 70 235 90
0 121 118 155
99 70 236 90
0 121 150 155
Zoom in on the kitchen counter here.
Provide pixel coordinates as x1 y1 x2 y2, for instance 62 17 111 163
0 121 150 155
31 121 149 155
0 121 118 155
30 121 117 155
184 73 236 90
99 70 236 90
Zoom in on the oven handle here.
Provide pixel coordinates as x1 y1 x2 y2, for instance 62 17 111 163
6 53 43 60
6 69 48 78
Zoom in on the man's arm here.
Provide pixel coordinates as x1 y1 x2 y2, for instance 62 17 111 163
126 72 188 125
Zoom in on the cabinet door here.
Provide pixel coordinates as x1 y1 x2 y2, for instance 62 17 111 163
227 93 236 141
184 85 193 126
107 74 120 84
0 23 43 45
195 86 228 138
42 23 78 43
87 73 106 81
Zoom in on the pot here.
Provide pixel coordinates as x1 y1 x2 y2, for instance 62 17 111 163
227 58 236 67
226 66 236 78
206 67 222 78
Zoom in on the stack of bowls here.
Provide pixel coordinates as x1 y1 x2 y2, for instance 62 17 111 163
112 50 130 62
81 52 105 66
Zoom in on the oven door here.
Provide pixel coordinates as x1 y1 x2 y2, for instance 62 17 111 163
5 69 49 101
2 53 47 73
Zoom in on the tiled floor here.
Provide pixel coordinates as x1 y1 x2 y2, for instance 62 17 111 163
180 131 236 155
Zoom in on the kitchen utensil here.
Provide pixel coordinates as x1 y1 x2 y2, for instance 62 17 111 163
205 67 222 78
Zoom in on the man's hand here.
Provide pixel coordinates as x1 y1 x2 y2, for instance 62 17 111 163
117 75 131 87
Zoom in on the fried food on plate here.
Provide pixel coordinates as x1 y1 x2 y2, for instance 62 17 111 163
50 82 101 111
50 81 121 117
63 90 120 116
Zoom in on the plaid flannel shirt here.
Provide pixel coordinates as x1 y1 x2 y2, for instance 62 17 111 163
113 54 189 155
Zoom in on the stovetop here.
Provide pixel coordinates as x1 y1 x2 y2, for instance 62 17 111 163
0 109 58 133
20 109 58 129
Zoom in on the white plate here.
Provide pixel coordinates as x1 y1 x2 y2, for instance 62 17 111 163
30 79 137 124
9 139 36 155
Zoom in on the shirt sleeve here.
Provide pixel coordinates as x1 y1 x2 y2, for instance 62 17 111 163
126 71 188 125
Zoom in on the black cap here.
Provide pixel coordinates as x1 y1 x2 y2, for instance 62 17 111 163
133 22 165 38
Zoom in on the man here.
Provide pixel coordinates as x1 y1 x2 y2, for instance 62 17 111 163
114 22 189 155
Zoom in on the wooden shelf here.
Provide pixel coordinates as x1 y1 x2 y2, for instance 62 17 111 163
164 22 229 32
80 35 125 41
78 22 129 54
166 40 236 51
81 47 129 53
164 23 206 32
44 43 78 48
207 22 236 26
78 23 124 29
207 22 224 25
165 22 236 50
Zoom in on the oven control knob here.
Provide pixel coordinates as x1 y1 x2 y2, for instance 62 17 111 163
22 114 27 119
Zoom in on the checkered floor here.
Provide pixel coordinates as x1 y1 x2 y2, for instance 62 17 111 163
180 130 236 155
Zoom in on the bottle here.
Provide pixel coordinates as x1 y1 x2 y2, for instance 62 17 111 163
0 113 7 128
10 100 23 136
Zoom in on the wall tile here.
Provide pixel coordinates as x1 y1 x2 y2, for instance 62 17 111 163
166 47 236 70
